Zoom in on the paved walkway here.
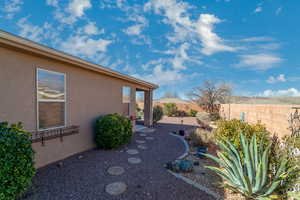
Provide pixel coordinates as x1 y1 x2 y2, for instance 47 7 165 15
21 122 213 200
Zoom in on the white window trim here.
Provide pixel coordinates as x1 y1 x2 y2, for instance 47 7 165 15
36 68 67 131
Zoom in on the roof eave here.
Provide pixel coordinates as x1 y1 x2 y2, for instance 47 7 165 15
0 30 159 90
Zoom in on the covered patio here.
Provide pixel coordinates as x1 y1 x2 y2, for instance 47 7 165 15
129 87 154 129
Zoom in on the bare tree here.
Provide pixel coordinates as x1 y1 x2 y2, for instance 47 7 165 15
189 80 232 113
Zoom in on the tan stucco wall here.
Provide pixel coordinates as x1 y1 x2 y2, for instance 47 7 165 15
0 46 143 168
220 104 299 138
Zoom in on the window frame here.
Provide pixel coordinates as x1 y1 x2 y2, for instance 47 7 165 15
36 68 67 131
122 86 131 103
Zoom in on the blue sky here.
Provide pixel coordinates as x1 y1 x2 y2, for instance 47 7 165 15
1 0 300 99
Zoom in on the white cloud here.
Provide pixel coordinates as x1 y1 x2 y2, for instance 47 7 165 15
17 17 58 43
144 0 235 55
46 0 58 7
2 0 23 18
241 36 273 42
49 0 92 24
124 24 144 35
259 88 300 97
254 6 262 13
61 35 112 59
133 65 183 86
236 53 283 70
266 74 286 84
83 22 104 35
196 14 236 55
67 0 91 18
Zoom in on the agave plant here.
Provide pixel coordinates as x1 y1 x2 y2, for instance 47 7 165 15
204 133 287 200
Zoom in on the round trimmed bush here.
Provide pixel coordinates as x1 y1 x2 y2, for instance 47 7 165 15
0 122 35 200
95 114 132 149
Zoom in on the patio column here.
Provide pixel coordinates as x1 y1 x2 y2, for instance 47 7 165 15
144 89 153 127
129 87 136 128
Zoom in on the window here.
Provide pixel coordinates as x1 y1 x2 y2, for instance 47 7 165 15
122 86 131 103
37 69 66 130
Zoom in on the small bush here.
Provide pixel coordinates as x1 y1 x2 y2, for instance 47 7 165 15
209 112 220 121
95 114 132 149
189 109 198 117
0 122 35 200
175 110 188 117
214 119 270 151
189 128 214 147
163 103 177 117
153 105 163 123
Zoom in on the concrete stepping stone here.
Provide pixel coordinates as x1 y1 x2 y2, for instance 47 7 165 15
107 166 125 176
136 140 145 144
128 157 142 164
105 182 127 196
126 149 139 155
137 145 148 150
139 133 147 137
145 136 154 140
141 128 155 133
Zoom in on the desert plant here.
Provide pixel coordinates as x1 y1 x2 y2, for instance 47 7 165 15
214 119 270 152
0 122 35 200
270 134 300 198
190 128 214 147
163 103 177 117
205 134 288 200
95 113 132 149
175 110 188 117
153 105 163 123
189 109 198 117
209 112 221 121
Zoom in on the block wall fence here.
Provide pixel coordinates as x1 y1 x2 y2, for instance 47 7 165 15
220 104 300 138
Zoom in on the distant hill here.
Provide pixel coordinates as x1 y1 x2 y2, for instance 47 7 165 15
229 96 300 105
151 96 300 105
153 98 190 104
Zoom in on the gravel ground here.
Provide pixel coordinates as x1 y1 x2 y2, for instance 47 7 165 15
20 122 214 200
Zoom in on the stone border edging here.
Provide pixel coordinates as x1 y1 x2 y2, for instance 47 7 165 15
168 132 189 159
167 170 222 200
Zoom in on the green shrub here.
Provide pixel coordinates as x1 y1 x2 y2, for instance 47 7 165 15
163 103 177 117
153 105 163 123
209 112 220 121
214 119 270 151
95 114 132 149
0 122 35 200
189 109 198 117
205 134 288 199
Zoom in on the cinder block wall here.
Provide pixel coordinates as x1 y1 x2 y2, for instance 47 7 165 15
220 104 299 138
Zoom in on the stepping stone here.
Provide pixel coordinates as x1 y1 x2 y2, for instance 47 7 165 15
137 145 148 150
136 140 145 144
128 157 142 164
140 133 147 137
107 166 125 176
105 182 127 196
141 128 155 133
145 136 154 140
126 149 139 155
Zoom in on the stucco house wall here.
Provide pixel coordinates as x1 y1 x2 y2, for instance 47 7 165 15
0 44 152 168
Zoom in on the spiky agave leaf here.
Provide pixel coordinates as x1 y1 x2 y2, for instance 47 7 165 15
205 134 287 200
